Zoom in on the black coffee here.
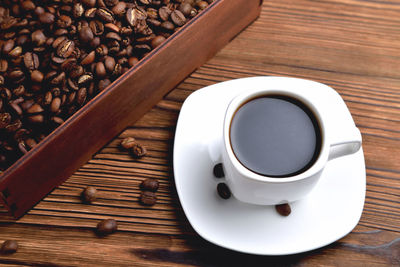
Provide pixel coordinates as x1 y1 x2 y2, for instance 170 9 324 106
229 95 321 177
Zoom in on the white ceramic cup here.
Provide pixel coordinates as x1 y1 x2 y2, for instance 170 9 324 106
221 85 362 205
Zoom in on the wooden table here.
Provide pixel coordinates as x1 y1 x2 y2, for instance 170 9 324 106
1 0 399 265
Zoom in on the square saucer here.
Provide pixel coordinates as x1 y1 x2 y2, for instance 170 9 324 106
173 77 366 255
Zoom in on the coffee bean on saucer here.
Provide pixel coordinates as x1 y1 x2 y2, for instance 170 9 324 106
81 186 97 203
1 240 18 254
217 183 231 199
140 178 159 192
131 143 147 158
120 137 137 150
275 203 291 216
213 163 224 178
139 191 157 206
96 219 118 236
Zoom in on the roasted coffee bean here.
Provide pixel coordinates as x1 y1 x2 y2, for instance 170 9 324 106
0 59 8 72
213 163 224 178
85 8 97 18
171 10 186 26
13 85 25 96
50 97 61 113
120 137 136 150
52 36 67 49
151 35 166 49
105 0 119 7
70 65 84 78
105 23 120 33
96 219 118 236
2 39 15 54
139 191 157 206
140 178 159 192
112 2 126 16
78 73 93 85
96 44 108 57
179 3 193 17
97 8 115 23
81 51 96 65
98 79 111 91
0 113 11 129
105 32 121 41
161 21 175 31
27 103 44 114
128 57 138 67
217 183 231 199
39 12 55 24
57 15 72 28
90 20 105 36
9 69 25 84
44 91 53 106
95 62 106 78
56 39 75 58
131 143 147 158
0 240 18 254
73 3 84 18
30 70 44 83
21 1 35 11
0 88 11 100
0 75 4 86
81 186 97 203
5 119 22 132
23 52 39 71
126 8 138 27
51 116 64 125
275 203 291 216
104 56 116 73
196 1 209 10
79 26 94 44
158 6 171 21
10 102 22 116
76 87 87 106
9 46 22 58
82 0 97 8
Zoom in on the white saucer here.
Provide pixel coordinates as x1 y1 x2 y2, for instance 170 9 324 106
173 77 366 255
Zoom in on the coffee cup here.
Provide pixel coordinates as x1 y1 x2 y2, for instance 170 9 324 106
220 79 362 205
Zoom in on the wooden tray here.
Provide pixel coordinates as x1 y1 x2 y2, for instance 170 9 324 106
0 0 262 218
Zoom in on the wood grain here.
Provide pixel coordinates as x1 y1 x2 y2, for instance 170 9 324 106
1 0 400 266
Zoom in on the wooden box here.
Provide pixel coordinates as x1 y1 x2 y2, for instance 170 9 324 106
0 0 262 218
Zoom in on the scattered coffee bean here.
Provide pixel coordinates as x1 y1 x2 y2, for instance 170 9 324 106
217 183 231 199
120 137 137 150
275 203 291 216
213 163 225 178
81 186 97 203
139 191 157 206
0 240 18 254
131 143 147 158
96 218 118 236
140 178 159 192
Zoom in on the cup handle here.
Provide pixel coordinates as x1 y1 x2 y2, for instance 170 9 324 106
328 127 362 161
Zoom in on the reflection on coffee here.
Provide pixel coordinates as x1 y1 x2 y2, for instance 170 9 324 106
229 95 321 177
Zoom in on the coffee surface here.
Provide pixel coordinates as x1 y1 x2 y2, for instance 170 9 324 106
230 95 320 177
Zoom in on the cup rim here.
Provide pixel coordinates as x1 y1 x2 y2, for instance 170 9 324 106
223 88 330 183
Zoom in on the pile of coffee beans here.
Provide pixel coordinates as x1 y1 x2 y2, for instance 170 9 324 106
0 0 214 172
